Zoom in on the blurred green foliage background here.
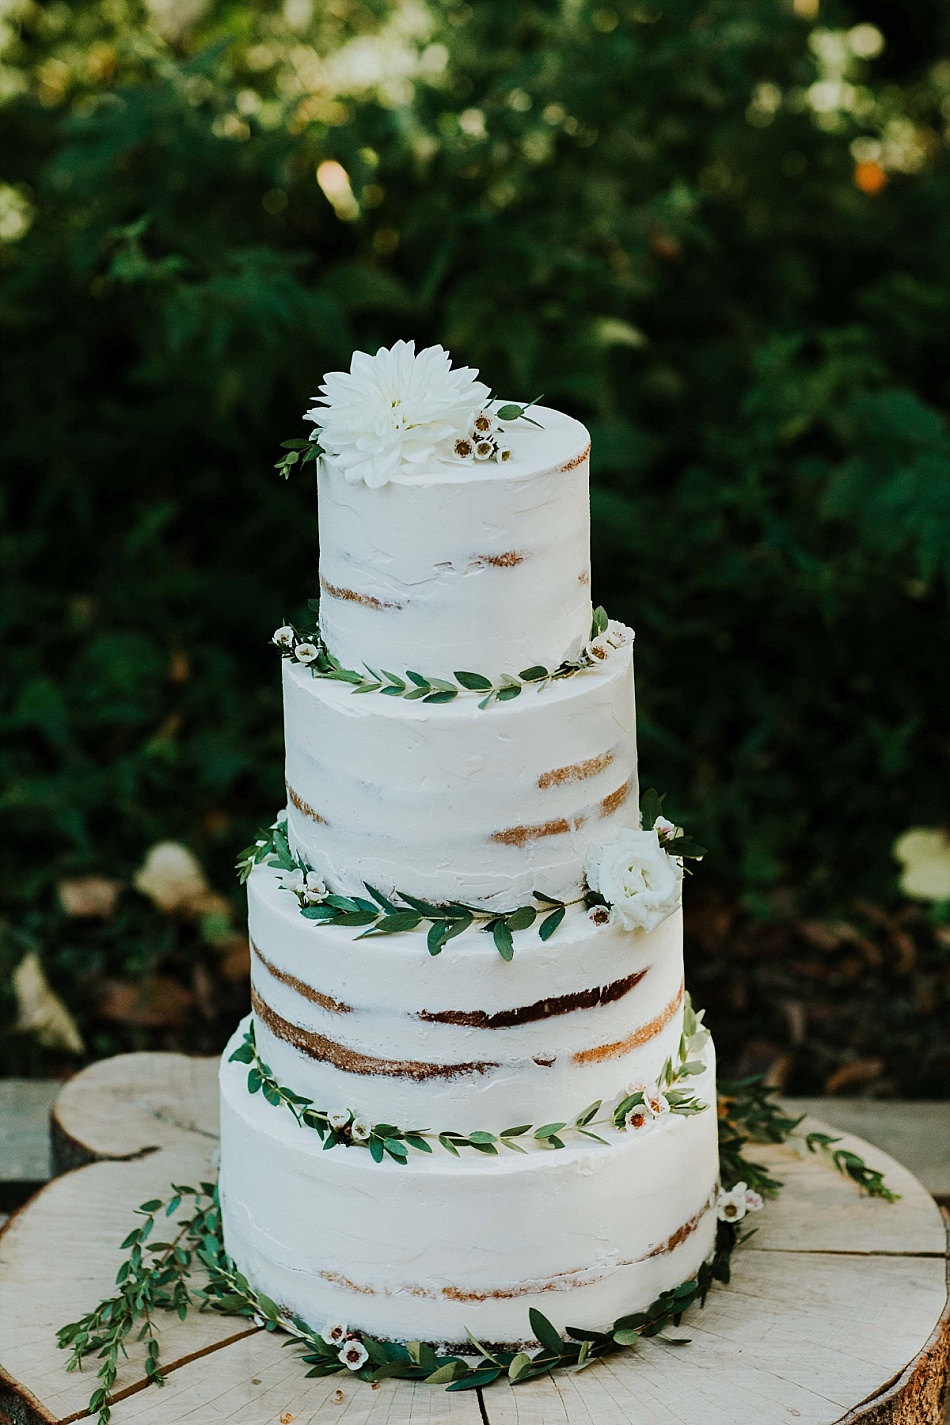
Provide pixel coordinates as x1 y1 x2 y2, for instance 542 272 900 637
2 0 949 1091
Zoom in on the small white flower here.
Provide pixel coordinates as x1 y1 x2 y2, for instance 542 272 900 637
339 1338 369 1371
495 445 513 462
350 1117 372 1141
274 809 288 826
473 438 495 460
587 904 611 927
623 1103 657 1134
716 1182 751 1223
294 642 319 664
453 435 475 459
744 1188 764 1213
303 871 328 903
321 1320 348 1347
585 829 682 934
642 1083 671 1117
327 1109 351 1131
653 815 678 841
472 410 496 436
272 625 295 648
605 619 635 649
585 634 612 662
305 340 490 489
283 868 306 897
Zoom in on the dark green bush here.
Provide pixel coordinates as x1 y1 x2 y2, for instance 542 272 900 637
2 0 949 1077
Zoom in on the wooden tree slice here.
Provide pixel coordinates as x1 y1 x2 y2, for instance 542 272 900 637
0 1052 947 1425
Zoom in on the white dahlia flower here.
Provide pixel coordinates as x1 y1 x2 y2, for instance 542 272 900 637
585 829 682 933
305 340 490 489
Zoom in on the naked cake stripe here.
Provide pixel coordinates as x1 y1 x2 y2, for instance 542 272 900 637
571 980 684 1065
319 573 403 611
538 750 615 789
313 1194 712 1303
285 779 328 825
600 777 633 817
251 987 499 1080
491 814 586 847
251 940 352 1015
417 967 650 1029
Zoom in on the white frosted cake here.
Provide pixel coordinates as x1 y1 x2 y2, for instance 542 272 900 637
219 341 719 1352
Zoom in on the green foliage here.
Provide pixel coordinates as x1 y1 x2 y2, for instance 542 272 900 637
3 0 950 1068
56 1078 895 1421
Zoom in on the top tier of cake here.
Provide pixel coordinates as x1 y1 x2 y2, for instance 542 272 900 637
316 405 592 678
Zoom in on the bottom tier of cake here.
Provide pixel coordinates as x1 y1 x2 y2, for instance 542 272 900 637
219 1018 720 1348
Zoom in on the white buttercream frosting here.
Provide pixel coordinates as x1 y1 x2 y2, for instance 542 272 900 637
283 645 638 909
219 1026 718 1346
316 404 592 677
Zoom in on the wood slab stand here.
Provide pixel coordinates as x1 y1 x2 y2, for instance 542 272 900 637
1 1053 947 1425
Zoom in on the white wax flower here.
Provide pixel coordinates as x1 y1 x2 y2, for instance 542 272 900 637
303 871 328 903
653 815 678 840
321 1320 348 1346
472 410 496 436
283 868 306 896
642 1083 671 1117
716 1182 755 1222
623 1103 656 1134
272 625 295 648
305 340 490 489
350 1117 372 1141
585 634 612 662
744 1188 764 1213
293 643 318 664
495 445 513 462
340 1339 369 1370
473 438 494 459
585 829 681 933
605 619 634 649
327 1109 351 1131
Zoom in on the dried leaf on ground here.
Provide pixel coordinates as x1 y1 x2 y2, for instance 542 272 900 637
57 876 122 920
99 975 194 1028
133 841 210 915
13 952 85 1054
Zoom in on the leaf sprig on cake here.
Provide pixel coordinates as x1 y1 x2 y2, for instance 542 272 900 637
271 605 633 708
228 1010 709 1163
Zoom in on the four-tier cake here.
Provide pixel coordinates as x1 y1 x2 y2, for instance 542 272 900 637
219 341 719 1351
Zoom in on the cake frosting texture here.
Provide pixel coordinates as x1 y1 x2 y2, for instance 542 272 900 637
219 354 719 1354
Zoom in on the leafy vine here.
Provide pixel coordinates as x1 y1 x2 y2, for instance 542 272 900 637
57 1079 896 1424
271 605 630 709
236 789 705 959
228 1000 709 1164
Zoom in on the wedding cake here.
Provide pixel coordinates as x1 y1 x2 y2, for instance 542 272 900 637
219 341 720 1357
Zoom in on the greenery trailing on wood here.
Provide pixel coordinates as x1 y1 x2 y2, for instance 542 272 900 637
272 605 627 708
56 1077 896 1424
227 1007 709 1163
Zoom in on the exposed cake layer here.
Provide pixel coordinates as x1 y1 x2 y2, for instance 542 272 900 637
220 1026 718 1347
317 405 592 676
247 862 684 1132
283 646 637 910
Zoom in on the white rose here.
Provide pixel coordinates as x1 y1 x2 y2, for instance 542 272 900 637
272 625 295 648
585 829 681 933
294 642 318 664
